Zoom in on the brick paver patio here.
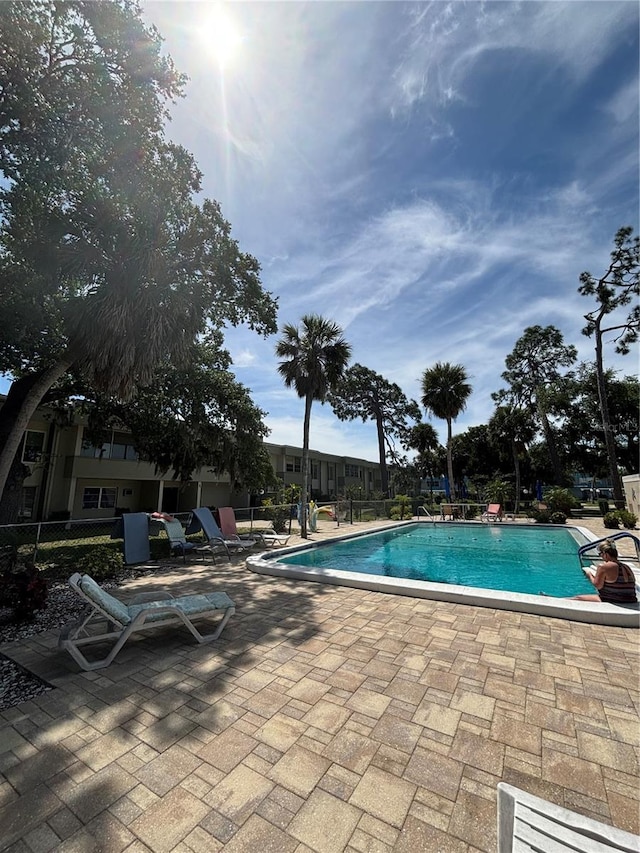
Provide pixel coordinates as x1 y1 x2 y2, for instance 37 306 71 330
1 519 638 851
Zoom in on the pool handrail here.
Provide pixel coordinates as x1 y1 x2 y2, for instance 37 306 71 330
578 532 640 569
416 505 436 525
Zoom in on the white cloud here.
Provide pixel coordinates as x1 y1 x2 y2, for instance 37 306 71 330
264 410 381 463
231 348 256 368
390 1 637 114
605 76 640 124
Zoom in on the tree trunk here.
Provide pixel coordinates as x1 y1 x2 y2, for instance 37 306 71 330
376 413 388 497
0 454 31 524
300 393 312 539
512 439 521 514
446 418 455 501
0 354 75 514
537 402 565 486
594 328 624 506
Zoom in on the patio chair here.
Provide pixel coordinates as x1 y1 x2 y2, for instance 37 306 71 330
218 505 290 548
482 503 503 522
162 518 214 563
186 506 257 554
59 572 235 671
441 503 457 521
497 782 640 852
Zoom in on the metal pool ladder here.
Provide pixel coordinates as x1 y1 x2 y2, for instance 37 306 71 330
577 532 640 572
417 506 437 526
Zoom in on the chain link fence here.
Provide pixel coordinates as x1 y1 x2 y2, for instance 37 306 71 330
0 499 417 574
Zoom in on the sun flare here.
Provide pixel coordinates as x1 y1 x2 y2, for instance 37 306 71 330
200 5 243 68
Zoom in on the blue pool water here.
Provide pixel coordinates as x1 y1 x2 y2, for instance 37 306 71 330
277 523 594 598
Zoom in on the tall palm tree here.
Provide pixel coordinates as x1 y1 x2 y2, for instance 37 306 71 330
275 315 351 538
420 362 471 501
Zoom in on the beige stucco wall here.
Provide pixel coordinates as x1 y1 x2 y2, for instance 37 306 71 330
200 483 234 509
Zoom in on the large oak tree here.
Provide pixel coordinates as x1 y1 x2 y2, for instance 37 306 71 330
0 1 277 520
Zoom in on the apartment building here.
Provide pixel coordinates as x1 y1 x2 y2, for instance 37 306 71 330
11 401 383 521
267 445 383 501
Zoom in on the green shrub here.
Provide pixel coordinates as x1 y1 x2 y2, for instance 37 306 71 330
602 512 620 530
616 509 638 529
483 478 514 508
598 499 610 516
549 511 567 524
545 488 579 516
0 556 48 622
260 499 290 533
76 546 124 581
389 495 412 520
531 509 551 523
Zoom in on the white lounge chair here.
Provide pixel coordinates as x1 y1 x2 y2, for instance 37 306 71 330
497 782 640 852
218 506 290 548
59 572 235 671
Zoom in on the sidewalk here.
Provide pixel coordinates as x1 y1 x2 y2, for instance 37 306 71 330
0 517 638 851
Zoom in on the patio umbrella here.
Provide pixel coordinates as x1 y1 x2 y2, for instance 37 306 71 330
536 481 543 501
444 476 451 499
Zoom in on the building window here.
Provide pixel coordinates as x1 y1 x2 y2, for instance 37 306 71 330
311 461 319 479
80 441 106 458
345 463 360 478
82 487 117 510
81 431 138 460
20 486 37 518
22 430 45 463
286 456 302 473
110 432 138 460
328 464 335 479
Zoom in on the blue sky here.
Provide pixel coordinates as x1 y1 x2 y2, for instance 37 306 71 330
7 2 639 464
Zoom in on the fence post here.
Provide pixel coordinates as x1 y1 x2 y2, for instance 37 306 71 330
34 521 42 564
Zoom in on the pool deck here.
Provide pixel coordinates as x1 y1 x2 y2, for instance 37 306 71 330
1 516 638 852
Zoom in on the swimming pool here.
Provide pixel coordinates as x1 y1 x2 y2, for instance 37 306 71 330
276 524 593 596
247 522 640 627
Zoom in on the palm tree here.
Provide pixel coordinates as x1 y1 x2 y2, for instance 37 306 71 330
275 315 351 538
420 362 471 501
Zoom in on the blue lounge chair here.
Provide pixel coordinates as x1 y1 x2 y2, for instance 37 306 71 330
187 507 257 556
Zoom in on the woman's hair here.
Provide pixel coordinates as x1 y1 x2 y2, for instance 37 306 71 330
598 540 618 558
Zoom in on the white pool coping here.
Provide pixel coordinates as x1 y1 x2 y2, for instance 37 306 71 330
246 521 640 628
